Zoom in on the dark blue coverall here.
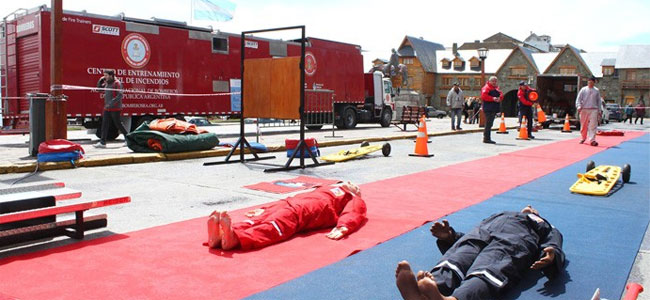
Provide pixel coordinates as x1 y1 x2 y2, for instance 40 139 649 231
431 211 565 300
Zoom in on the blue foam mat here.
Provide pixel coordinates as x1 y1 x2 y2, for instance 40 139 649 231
246 135 649 300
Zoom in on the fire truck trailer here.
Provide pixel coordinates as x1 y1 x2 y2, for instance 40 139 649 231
0 6 394 138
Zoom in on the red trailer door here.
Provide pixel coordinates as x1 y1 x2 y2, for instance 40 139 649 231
17 34 40 113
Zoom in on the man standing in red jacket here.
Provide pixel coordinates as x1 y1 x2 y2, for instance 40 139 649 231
207 182 367 250
480 76 503 144
517 81 536 139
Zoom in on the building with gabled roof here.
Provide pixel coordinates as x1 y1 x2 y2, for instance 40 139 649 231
395 35 445 102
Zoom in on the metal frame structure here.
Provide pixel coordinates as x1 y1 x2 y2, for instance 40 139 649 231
204 25 333 172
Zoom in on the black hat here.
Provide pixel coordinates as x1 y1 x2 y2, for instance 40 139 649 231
453 82 459 86
588 75 597 82
519 80 526 86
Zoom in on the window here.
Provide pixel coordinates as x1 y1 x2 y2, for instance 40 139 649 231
469 58 479 68
510 67 527 76
458 77 470 87
559 66 576 75
627 70 636 81
442 77 453 86
602 66 615 76
212 36 228 53
453 59 463 68
384 80 393 95
402 58 414 65
564 84 577 92
441 59 451 69
474 77 482 87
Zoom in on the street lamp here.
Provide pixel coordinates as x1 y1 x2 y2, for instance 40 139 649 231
477 47 488 85
477 48 488 127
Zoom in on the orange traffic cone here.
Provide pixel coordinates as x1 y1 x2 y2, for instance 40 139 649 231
517 116 530 140
420 114 432 143
409 116 434 157
496 114 509 134
561 114 572 133
536 104 547 123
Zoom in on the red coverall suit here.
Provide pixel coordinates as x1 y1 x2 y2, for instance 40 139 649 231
232 186 367 250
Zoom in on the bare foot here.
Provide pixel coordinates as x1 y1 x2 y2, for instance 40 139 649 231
220 211 240 250
418 276 455 300
207 212 221 248
395 261 423 300
417 271 433 281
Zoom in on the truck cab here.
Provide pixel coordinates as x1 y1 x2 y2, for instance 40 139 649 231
343 71 394 129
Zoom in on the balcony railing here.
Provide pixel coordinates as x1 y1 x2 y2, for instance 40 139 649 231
621 80 650 89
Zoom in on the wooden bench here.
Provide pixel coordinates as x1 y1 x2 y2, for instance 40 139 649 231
393 106 426 131
0 182 130 246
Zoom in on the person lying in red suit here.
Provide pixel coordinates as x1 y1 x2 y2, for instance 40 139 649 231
206 181 366 250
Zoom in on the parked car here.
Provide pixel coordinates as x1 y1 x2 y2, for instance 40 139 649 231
184 116 212 126
605 103 622 122
425 106 447 119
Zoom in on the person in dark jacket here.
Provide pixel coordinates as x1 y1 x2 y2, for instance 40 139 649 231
635 100 645 124
94 70 129 148
207 182 366 250
517 81 536 139
396 205 565 300
480 76 503 144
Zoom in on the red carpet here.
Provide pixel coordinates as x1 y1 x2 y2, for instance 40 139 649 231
0 133 642 300
243 175 340 194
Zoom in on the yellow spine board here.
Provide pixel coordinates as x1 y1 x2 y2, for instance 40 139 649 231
569 165 621 196
321 145 384 162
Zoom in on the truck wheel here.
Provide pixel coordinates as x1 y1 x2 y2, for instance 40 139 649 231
306 125 323 130
586 160 595 172
341 107 357 129
381 143 391 156
622 164 631 183
437 114 444 119
379 108 392 127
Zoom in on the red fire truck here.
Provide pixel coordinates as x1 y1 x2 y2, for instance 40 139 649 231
0 6 394 138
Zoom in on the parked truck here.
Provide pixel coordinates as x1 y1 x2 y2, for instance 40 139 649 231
0 6 394 138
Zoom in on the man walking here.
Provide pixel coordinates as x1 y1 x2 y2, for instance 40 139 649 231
480 76 503 144
575 76 602 146
94 70 129 148
446 82 464 130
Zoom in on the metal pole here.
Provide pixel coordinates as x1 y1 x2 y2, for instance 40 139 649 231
240 31 245 161
299 26 305 168
478 57 485 128
46 0 67 140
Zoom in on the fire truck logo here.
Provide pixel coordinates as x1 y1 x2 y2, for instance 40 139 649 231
305 52 317 76
121 33 151 68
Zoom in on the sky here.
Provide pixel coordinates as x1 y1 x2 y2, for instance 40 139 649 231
2 0 649 69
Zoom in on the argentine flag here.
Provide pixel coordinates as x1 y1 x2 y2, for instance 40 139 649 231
192 0 236 22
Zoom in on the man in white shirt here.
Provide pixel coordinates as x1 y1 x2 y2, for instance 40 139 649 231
575 76 602 146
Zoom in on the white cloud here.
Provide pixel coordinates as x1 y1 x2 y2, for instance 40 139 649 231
2 0 649 69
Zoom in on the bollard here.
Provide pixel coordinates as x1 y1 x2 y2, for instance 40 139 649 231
623 283 644 300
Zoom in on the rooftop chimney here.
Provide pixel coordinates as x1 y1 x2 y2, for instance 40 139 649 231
452 43 458 55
